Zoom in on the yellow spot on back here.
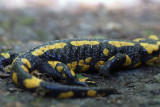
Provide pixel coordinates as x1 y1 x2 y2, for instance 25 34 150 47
32 43 66 56
140 43 159 54
87 90 97 97
123 55 131 66
21 58 31 68
95 61 105 70
70 40 99 46
85 57 92 63
67 61 77 71
12 72 18 84
1 53 10 58
108 41 134 47
133 38 145 42
48 61 61 69
22 65 29 73
134 62 141 68
58 91 74 98
56 66 63 72
23 76 42 88
148 35 159 40
103 48 109 56
146 57 158 64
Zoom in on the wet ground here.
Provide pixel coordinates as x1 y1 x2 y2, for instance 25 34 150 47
1 3 160 107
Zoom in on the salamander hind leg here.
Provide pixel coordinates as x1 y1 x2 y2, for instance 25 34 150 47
99 53 127 77
99 53 141 77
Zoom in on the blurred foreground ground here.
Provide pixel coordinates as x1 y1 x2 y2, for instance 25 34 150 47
1 1 160 107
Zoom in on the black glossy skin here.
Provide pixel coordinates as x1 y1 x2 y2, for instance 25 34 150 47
0 36 160 98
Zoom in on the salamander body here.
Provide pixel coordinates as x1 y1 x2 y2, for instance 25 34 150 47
0 35 160 98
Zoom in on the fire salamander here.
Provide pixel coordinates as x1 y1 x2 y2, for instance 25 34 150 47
0 35 160 98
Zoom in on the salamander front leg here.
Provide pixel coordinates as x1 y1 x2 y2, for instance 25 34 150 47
47 61 89 86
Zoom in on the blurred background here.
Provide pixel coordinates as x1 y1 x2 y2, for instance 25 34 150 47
0 0 160 51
